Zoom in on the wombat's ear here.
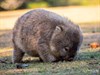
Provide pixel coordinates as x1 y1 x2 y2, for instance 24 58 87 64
55 26 63 33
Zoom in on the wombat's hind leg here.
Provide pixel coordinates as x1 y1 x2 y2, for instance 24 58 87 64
12 48 25 63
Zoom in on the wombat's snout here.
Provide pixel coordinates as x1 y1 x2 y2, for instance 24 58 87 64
58 56 73 62
64 56 74 61
59 53 68 61
67 58 74 61
59 56 65 61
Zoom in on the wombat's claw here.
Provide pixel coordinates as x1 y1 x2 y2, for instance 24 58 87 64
16 63 29 69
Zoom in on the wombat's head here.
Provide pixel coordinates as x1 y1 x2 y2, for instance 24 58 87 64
50 25 83 61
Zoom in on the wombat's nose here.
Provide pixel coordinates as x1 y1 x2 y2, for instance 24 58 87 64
67 58 74 61
59 56 65 61
64 56 74 61
60 55 74 61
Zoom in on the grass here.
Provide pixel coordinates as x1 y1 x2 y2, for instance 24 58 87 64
0 48 100 75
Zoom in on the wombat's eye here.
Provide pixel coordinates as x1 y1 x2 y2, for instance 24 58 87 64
65 47 69 51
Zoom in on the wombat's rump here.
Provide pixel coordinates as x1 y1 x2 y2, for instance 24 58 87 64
12 9 83 63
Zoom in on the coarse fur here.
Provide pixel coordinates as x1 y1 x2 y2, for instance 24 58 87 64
12 9 83 63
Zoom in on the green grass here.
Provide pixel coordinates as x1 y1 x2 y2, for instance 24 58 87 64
0 48 100 75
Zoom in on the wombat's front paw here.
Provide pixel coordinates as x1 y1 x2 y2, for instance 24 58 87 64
16 63 29 69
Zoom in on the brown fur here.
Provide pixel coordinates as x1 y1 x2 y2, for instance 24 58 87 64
12 9 83 63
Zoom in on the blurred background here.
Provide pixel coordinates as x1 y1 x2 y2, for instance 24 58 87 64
0 1 100 74
0 0 100 49
0 0 99 10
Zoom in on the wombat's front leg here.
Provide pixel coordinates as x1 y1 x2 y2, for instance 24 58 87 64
12 47 25 63
37 43 56 62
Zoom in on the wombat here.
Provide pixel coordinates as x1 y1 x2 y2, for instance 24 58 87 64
12 9 83 63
